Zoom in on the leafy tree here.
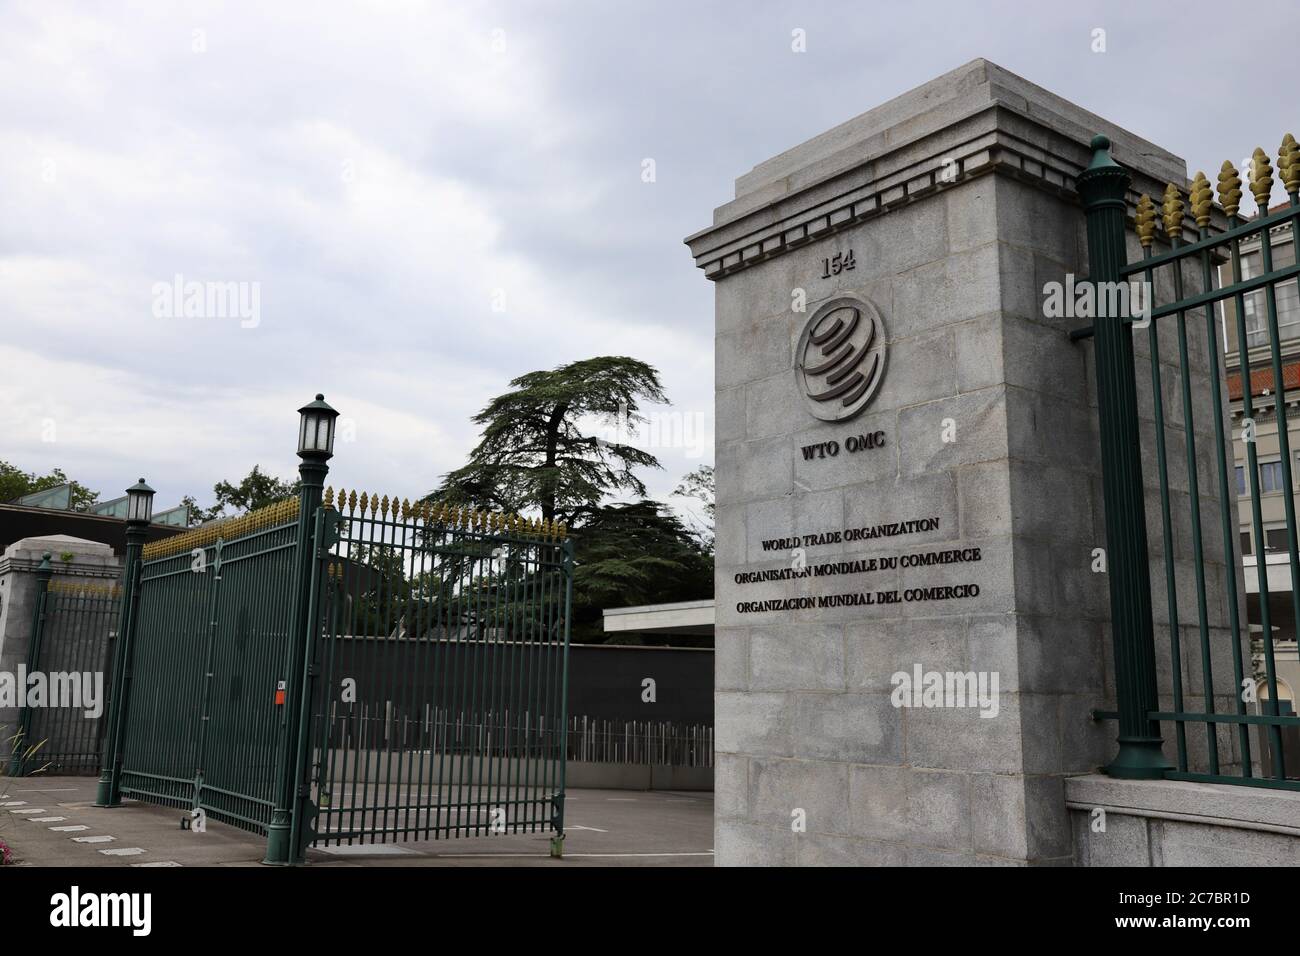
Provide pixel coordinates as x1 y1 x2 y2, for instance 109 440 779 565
430 357 667 524
569 500 712 643
344 544 420 636
0 461 98 510
179 496 213 526
184 466 301 524
674 464 715 551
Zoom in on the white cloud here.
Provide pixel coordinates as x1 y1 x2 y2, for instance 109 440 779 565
6 0 1294 522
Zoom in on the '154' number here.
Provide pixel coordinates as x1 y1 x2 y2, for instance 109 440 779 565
820 250 856 278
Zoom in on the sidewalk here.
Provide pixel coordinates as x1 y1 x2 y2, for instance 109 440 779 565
1 776 714 867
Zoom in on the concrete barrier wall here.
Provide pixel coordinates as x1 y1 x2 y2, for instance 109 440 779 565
329 639 713 726
314 749 712 791
1068 774 1300 865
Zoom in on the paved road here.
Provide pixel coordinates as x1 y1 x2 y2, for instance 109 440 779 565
1 775 714 867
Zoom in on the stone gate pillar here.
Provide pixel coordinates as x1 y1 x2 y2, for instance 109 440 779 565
686 59 1206 865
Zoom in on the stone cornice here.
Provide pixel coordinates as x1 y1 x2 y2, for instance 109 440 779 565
685 101 1216 281
0 555 121 578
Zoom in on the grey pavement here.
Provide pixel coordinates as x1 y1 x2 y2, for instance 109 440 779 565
0 775 714 868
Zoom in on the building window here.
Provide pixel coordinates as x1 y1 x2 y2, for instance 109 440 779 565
1259 459 1286 494
1241 530 1253 556
1242 247 1300 348
1265 527 1292 553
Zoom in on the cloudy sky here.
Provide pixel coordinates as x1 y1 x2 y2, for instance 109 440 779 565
2 0 1296 519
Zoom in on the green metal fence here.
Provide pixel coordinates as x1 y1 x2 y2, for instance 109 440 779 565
92 416 573 863
302 489 573 853
10 570 120 776
1079 132 1300 790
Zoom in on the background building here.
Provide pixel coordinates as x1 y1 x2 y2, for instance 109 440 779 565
1222 205 1300 712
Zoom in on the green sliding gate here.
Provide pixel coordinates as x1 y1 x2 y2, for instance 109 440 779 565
97 477 572 863
1078 132 1300 789
112 500 302 833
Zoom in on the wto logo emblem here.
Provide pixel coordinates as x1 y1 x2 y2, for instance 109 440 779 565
796 296 887 422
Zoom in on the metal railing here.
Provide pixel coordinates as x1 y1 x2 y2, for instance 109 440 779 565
307 490 573 847
1079 132 1300 789
314 708 712 768
565 715 713 768
9 564 119 776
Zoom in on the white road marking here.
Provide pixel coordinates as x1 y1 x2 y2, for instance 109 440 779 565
73 835 114 844
566 825 609 833
28 816 66 822
1 801 29 806
99 847 146 856
50 825 89 832
9 808 46 815
14 788 78 792
316 844 418 856
565 851 714 858
132 861 181 867
416 850 714 859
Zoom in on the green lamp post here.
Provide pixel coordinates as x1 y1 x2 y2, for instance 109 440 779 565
96 478 155 806
265 394 338 864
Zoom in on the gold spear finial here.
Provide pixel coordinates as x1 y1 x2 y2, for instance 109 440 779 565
1135 194 1157 247
1217 160 1243 219
1161 183 1185 240
1189 172 1213 228
1250 147 1274 210
1280 133 1300 196
323 486 334 508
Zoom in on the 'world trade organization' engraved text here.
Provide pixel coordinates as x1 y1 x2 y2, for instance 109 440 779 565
758 517 940 551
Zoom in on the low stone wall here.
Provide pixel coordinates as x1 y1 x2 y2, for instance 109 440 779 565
1067 774 1300 866
566 760 712 791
